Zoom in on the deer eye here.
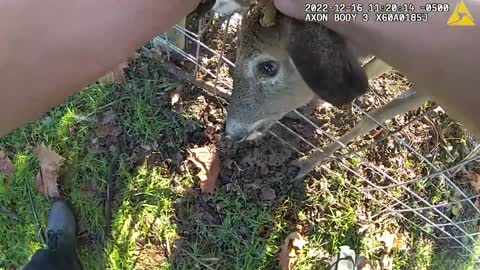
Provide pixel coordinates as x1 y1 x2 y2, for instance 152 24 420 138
257 60 279 77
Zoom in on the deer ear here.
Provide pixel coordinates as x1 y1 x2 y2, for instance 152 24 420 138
283 18 368 106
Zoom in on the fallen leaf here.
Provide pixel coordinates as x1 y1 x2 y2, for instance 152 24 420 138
0 150 14 182
98 61 129 84
356 256 376 270
101 110 117 125
95 123 122 138
80 179 98 198
451 191 464 217
452 202 463 217
98 52 138 85
357 221 371 235
393 232 408 252
150 47 163 61
34 172 46 195
95 124 113 138
467 171 480 194
279 231 307 270
371 261 382 270
170 85 184 106
378 229 396 254
188 145 220 194
379 254 393 270
369 128 383 138
260 187 276 201
34 144 65 198
95 111 122 138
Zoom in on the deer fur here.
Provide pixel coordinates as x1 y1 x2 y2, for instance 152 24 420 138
224 3 430 179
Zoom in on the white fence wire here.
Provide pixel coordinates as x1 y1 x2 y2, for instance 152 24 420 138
153 13 480 264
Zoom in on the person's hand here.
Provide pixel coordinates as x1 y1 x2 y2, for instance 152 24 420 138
0 0 201 138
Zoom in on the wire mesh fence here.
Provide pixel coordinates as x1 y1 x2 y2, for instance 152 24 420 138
152 12 480 265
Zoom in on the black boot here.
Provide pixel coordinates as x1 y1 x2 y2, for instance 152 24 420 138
23 200 82 270
46 200 78 254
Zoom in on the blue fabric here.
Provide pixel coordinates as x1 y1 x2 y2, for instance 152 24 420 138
23 248 81 270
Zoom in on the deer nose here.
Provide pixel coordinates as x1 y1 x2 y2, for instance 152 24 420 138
224 118 249 142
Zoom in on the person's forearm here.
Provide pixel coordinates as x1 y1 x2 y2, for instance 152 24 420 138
275 0 480 138
0 0 199 137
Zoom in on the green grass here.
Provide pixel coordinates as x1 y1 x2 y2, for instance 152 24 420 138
0 57 478 270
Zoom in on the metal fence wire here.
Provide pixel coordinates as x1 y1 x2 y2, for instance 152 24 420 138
152 13 480 264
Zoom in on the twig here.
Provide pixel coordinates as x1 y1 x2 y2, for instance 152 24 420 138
199 16 215 39
105 146 120 237
182 249 216 270
27 183 46 245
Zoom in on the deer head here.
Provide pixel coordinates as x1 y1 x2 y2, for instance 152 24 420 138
224 2 368 141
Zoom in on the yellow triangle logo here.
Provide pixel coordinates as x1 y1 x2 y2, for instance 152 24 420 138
448 0 475 26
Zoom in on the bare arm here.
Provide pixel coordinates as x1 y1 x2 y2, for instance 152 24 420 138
0 0 200 137
275 0 480 138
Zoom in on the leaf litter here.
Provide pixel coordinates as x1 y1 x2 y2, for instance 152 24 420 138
467 171 480 194
188 145 220 194
372 227 406 270
34 144 65 198
95 110 123 139
98 52 140 84
278 231 307 270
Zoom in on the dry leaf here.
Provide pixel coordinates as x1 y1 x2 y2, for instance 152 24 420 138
260 187 276 201
188 145 220 194
95 111 122 138
150 47 163 61
95 123 122 138
98 61 129 84
467 171 480 194
452 202 463 216
371 261 382 270
170 86 184 106
378 228 404 254
451 191 463 217
34 144 65 198
0 150 14 182
279 231 307 270
80 179 98 198
357 221 371 235
34 172 46 195
393 232 407 252
379 254 393 270
379 230 396 254
98 52 139 84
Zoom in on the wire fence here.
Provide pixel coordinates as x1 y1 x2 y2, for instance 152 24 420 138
153 13 480 264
